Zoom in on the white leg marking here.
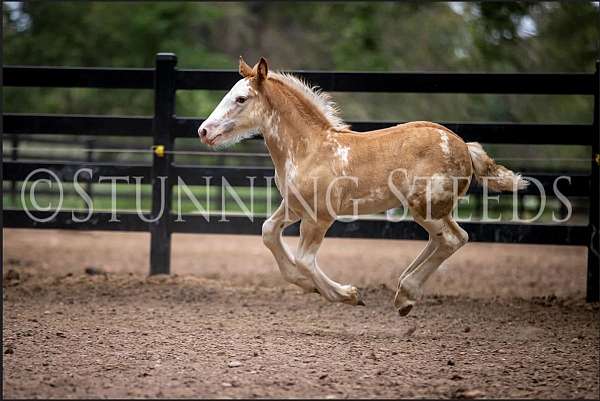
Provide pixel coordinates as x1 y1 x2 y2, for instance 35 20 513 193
262 203 316 292
294 219 361 305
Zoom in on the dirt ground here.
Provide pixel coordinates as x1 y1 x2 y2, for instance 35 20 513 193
3 229 599 399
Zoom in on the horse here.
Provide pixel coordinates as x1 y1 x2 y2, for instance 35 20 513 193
198 56 528 315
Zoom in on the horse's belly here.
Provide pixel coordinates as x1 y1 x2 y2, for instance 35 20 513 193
336 184 402 216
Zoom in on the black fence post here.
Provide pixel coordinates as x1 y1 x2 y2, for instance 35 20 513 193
150 53 177 276
587 60 600 302
11 134 19 205
85 138 95 202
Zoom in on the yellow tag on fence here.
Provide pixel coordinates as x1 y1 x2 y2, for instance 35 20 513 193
152 145 165 158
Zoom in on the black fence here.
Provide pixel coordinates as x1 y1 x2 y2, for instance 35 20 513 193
3 53 599 301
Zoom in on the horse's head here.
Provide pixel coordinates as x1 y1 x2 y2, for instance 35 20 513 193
198 56 270 148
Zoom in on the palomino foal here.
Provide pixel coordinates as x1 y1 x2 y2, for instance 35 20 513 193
198 57 527 315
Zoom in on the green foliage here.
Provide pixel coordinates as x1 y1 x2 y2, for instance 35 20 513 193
4 2 598 118
3 2 233 116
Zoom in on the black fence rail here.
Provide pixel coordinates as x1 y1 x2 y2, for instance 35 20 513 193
3 53 599 301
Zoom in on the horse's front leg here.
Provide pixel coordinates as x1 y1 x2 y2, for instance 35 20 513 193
294 217 365 306
262 202 317 293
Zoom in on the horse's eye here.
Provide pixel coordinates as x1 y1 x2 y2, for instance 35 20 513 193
236 96 247 104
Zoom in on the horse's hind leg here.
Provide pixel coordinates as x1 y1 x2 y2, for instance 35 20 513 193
397 215 439 283
294 217 364 305
394 215 468 316
262 202 317 293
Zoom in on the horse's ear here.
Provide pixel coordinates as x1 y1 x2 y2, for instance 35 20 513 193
255 57 269 84
239 56 253 78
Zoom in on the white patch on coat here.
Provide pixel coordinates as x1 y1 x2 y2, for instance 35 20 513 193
256 106 285 151
265 111 281 143
438 130 450 157
336 145 350 164
429 173 452 203
285 157 297 184
329 136 350 176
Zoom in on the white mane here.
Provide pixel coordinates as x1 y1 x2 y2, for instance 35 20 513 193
270 72 349 130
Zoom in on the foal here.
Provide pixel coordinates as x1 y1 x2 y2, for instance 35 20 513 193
198 57 527 315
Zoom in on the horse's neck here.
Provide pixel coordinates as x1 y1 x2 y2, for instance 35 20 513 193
260 80 336 179
262 109 327 176
263 116 306 172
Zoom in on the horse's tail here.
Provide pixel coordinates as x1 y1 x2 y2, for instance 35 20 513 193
466 142 528 192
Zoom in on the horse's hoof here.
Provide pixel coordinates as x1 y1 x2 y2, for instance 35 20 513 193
353 287 366 306
341 286 365 306
398 303 414 316
394 285 418 315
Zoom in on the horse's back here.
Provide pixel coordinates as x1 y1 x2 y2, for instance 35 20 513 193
345 120 470 169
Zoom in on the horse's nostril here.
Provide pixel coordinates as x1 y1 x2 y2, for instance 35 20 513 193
199 128 207 138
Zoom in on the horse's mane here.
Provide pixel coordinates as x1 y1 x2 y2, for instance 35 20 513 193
269 72 349 130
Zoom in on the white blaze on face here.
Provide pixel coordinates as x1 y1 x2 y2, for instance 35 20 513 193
438 130 450 157
206 78 252 123
199 78 256 146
